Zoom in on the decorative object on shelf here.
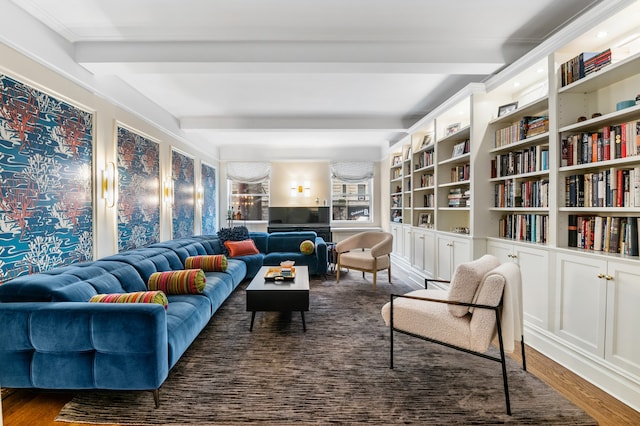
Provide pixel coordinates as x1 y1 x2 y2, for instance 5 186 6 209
452 141 466 157
498 101 518 117
577 116 587 122
591 113 602 118
391 154 402 166
418 213 431 227
445 122 461 137
420 132 433 149
616 100 636 111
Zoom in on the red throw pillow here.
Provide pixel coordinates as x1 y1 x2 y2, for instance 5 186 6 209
224 239 260 257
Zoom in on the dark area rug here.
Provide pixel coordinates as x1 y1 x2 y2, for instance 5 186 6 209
57 273 595 425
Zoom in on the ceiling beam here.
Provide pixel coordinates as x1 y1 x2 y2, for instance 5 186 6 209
75 40 506 75
180 116 406 132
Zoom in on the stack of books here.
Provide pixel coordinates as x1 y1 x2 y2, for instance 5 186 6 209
583 48 612 77
560 49 612 86
448 188 470 208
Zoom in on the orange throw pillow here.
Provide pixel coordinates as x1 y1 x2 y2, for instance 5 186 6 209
224 239 259 257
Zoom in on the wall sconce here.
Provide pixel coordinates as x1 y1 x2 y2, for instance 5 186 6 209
101 162 116 208
196 185 204 206
163 178 174 206
290 180 311 197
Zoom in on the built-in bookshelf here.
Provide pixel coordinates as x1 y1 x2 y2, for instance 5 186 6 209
487 88 551 244
557 33 640 256
389 151 403 223
387 1 640 410
411 127 436 228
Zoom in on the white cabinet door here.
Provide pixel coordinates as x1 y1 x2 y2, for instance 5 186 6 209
436 234 470 281
514 245 550 330
605 261 640 378
423 231 436 277
555 253 607 357
411 229 436 277
487 240 550 329
390 223 402 256
412 228 425 270
486 240 512 264
403 225 412 261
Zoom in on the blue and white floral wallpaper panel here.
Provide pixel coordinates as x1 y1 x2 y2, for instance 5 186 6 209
201 162 217 235
117 126 160 252
0 74 93 283
171 149 194 239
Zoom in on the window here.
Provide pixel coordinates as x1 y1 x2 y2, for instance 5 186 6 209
331 178 372 221
330 161 374 222
227 180 269 221
225 161 271 222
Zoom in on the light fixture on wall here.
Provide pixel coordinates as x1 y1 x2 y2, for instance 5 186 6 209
101 162 116 208
196 185 204 206
290 180 311 197
163 178 174 206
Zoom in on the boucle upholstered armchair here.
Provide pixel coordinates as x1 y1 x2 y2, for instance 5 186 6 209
336 231 393 289
381 255 527 415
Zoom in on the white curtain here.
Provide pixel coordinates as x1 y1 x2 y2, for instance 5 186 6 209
226 162 271 183
330 161 374 183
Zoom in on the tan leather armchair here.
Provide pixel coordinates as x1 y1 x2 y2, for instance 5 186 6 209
336 231 393 289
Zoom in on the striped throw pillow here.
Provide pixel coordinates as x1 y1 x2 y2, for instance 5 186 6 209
148 269 206 294
185 255 228 272
89 291 168 309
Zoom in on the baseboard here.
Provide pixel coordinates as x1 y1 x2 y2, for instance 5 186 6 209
525 325 640 412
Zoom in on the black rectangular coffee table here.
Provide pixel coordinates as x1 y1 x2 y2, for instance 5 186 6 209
246 265 309 331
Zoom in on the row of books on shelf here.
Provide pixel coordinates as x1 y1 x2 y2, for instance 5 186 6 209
414 150 434 170
565 167 640 208
494 178 549 208
448 188 470 208
490 145 549 178
418 173 434 188
391 168 402 180
451 164 470 182
494 116 549 148
498 214 548 244
561 122 640 166
560 48 612 87
568 214 639 256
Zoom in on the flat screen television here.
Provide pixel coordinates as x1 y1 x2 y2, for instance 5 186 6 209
268 207 330 225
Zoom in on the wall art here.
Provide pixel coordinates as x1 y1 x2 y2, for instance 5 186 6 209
171 148 194 239
201 162 217 235
0 74 93 283
116 125 160 251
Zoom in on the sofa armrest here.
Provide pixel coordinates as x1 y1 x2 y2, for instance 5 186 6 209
0 302 169 390
314 237 328 274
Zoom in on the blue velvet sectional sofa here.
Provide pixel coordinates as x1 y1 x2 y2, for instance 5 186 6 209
0 231 326 406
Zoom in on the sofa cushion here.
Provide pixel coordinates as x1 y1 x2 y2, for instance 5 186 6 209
185 255 228 272
148 269 206 294
225 239 260 257
447 254 501 317
89 291 168 309
300 240 315 255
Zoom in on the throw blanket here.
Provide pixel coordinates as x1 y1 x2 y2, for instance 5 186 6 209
493 261 524 353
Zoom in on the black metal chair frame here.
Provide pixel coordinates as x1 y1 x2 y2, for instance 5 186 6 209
388 277 527 416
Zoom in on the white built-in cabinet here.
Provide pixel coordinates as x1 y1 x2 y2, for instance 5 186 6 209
387 0 640 411
486 239 550 330
555 252 640 379
435 234 471 282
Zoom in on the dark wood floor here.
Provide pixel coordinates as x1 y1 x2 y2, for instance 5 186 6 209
2 345 639 425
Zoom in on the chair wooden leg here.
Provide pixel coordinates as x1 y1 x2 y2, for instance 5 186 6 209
373 270 377 289
336 256 341 283
388 256 392 283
